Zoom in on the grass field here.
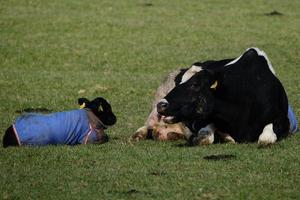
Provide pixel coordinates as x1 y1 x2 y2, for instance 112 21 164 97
1 0 300 199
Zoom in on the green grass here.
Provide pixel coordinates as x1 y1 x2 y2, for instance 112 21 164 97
0 0 300 199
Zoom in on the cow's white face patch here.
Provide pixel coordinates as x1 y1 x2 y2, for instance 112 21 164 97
158 98 168 105
180 65 203 84
258 123 277 145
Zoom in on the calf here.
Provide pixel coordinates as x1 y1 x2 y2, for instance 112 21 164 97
132 70 190 141
157 47 298 144
3 97 117 147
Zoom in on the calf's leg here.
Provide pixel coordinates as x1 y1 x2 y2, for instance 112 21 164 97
3 126 19 148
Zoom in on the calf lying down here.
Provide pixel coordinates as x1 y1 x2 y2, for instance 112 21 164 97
132 70 190 141
133 48 298 145
157 47 298 145
3 97 117 147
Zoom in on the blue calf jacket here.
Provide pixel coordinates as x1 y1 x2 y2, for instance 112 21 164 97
13 109 100 146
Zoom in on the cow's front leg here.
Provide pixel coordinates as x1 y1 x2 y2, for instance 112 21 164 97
216 131 236 144
187 124 215 146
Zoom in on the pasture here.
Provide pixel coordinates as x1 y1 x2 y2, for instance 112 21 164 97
0 0 300 199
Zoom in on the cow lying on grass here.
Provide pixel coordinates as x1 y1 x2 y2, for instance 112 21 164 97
3 97 116 147
157 47 298 145
132 63 237 143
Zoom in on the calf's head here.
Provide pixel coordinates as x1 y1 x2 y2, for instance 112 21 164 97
157 70 217 123
78 97 117 126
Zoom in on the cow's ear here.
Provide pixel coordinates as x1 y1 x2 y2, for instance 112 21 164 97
205 69 221 90
210 80 218 89
78 98 90 109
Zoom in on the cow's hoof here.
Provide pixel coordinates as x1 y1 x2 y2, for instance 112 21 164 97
258 135 277 145
223 134 236 144
188 131 214 146
132 126 148 142
131 133 142 142
198 130 214 145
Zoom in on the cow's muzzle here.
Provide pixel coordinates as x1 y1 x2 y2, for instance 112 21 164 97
157 99 176 124
157 99 169 114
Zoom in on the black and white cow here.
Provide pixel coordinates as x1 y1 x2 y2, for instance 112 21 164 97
157 47 292 145
132 64 235 144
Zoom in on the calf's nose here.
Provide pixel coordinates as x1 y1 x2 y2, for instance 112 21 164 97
157 100 169 114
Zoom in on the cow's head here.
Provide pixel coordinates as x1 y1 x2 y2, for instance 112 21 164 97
157 69 218 124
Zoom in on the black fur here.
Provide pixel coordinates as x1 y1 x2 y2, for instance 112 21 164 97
3 126 18 147
78 97 117 126
174 68 188 86
157 48 290 143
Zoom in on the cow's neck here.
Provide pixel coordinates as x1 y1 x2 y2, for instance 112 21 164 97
213 98 240 123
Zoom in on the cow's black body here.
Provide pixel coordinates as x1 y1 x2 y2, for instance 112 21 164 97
158 48 290 143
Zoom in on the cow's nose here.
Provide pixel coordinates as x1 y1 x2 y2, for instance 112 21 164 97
157 100 169 114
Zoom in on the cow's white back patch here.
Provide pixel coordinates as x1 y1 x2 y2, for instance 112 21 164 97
225 55 243 66
248 47 275 75
258 123 277 145
225 47 276 75
180 65 202 84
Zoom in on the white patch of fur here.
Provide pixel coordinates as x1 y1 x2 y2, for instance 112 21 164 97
247 47 275 75
225 47 276 75
258 123 277 145
185 124 215 145
198 124 215 144
180 65 202 84
202 131 215 144
192 124 216 145
225 54 243 66
158 98 168 104
223 134 236 143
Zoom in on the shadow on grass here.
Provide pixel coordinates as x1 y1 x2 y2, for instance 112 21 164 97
140 3 153 7
264 10 283 16
203 154 236 161
150 170 167 176
173 143 196 148
108 189 152 196
15 108 52 114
